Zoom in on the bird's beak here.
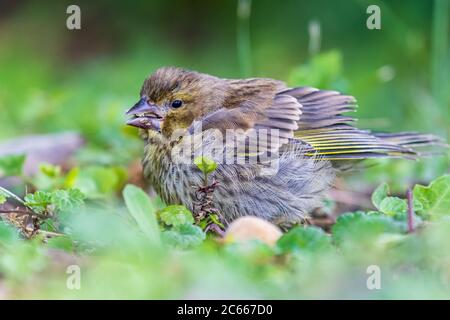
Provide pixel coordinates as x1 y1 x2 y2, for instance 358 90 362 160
126 97 164 131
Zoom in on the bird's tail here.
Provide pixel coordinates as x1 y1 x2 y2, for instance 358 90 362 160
296 127 445 160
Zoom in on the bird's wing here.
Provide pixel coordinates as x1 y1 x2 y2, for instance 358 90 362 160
281 86 443 160
186 93 302 162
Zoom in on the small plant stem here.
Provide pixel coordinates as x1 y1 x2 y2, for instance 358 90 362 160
205 223 225 237
406 188 414 233
194 179 225 236
308 20 321 57
0 186 25 204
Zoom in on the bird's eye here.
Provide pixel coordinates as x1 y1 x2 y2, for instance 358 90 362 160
171 100 183 108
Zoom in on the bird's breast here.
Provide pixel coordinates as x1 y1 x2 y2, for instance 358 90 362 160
142 140 203 211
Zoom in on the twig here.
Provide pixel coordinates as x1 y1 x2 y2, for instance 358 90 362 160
0 186 25 204
0 209 31 215
0 209 49 220
406 188 414 233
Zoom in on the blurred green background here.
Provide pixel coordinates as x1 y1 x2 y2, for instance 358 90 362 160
0 0 449 300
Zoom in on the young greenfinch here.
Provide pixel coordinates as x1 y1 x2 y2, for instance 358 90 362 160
126 66 443 226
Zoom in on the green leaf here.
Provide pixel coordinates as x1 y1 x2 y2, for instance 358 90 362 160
209 214 225 228
371 181 423 217
74 166 128 197
24 190 53 214
159 205 194 227
197 214 224 229
30 163 64 190
373 233 408 249
0 154 25 177
51 189 85 211
332 212 402 246
0 221 19 244
379 196 408 216
161 224 205 249
0 240 48 281
0 190 7 204
123 184 160 244
24 189 85 214
46 236 74 252
413 175 450 216
39 163 61 178
194 156 218 175
63 167 80 188
372 183 389 210
277 226 331 253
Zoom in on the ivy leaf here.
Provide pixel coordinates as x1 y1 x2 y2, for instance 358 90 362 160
379 197 408 216
123 184 160 244
372 183 389 210
0 154 25 177
371 180 424 218
194 156 217 175
277 226 332 253
379 196 423 217
332 212 403 247
161 224 205 249
159 205 194 227
413 175 450 216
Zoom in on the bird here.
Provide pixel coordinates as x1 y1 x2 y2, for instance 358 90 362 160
126 66 443 227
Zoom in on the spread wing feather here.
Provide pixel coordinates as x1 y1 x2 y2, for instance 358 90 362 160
281 86 443 160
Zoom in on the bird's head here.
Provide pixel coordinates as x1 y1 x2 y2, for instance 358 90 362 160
126 66 226 137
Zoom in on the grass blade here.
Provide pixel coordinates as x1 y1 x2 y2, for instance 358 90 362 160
123 184 160 245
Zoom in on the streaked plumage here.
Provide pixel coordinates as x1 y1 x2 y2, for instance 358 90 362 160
127 67 443 225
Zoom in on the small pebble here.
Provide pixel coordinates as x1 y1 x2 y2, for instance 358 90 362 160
224 216 283 246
